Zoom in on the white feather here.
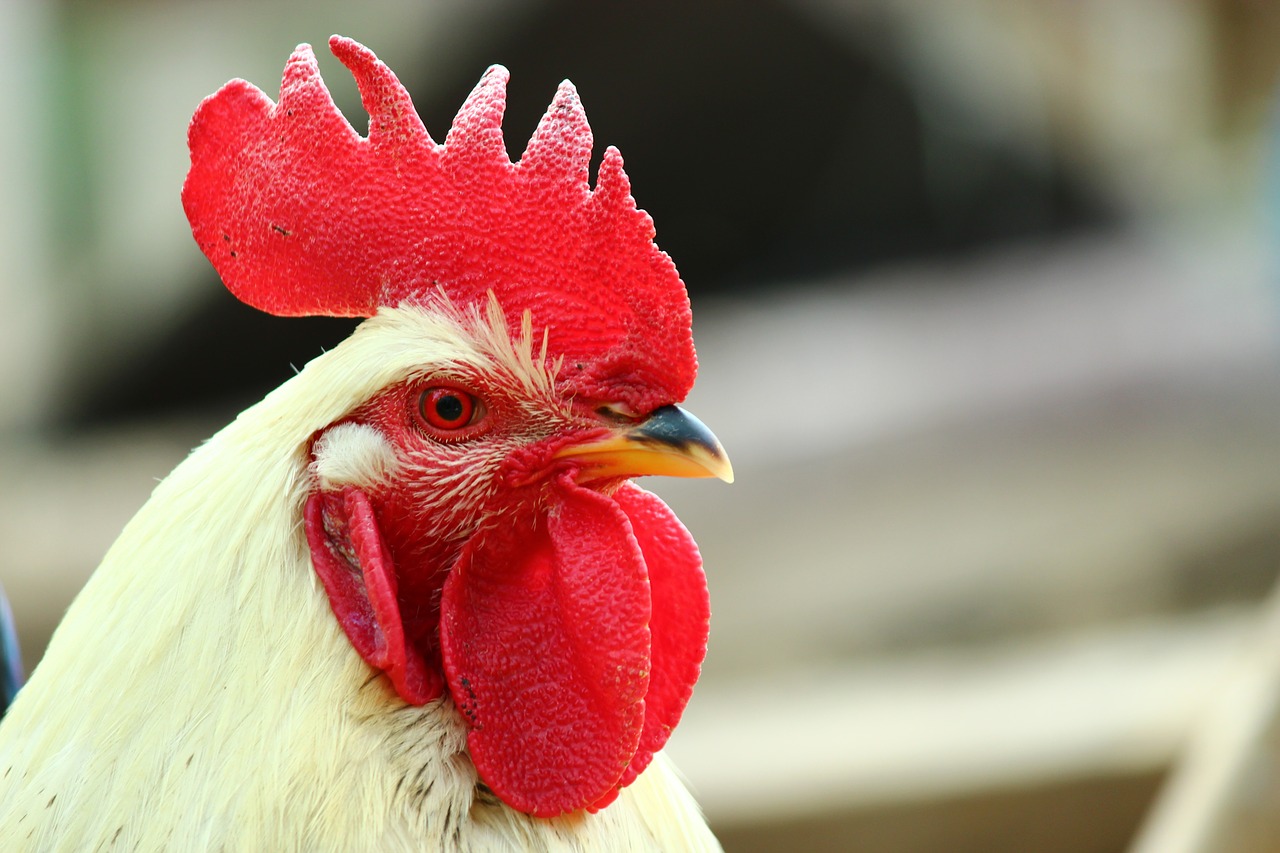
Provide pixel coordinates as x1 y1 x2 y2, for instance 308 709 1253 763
313 422 400 490
0 304 720 851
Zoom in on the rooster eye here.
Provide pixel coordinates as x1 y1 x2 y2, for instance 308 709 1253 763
418 386 480 432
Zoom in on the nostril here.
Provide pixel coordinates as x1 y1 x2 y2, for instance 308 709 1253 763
594 402 641 423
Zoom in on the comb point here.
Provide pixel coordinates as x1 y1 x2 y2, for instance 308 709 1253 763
280 42 321 94
444 64 511 166
329 35 430 147
593 146 636 218
185 40 697 410
276 41 354 141
520 80 592 187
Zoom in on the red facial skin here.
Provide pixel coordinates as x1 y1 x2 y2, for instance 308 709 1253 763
316 373 607 696
305 370 710 817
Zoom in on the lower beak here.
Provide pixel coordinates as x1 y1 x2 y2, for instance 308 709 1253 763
555 405 734 484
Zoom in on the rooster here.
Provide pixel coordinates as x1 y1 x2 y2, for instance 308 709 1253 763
0 37 731 850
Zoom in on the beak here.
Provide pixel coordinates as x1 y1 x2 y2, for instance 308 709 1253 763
555 405 734 484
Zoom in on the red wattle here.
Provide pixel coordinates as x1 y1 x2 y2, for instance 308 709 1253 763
601 483 710 796
439 479 651 817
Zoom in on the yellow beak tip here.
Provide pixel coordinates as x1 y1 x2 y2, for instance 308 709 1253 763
555 405 735 485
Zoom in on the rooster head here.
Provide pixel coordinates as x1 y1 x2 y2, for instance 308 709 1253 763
182 36 730 818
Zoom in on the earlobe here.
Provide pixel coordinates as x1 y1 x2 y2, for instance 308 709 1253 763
305 486 442 704
311 422 400 490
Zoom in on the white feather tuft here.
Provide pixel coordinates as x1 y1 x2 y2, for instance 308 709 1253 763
312 422 400 490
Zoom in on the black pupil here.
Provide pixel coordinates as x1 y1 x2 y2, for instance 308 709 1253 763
435 394 465 424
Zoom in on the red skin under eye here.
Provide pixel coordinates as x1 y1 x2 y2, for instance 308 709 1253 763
419 387 477 431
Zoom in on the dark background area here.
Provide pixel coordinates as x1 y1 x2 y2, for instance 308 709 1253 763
61 0 1116 429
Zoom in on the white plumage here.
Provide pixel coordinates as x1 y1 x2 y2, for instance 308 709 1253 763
0 306 721 851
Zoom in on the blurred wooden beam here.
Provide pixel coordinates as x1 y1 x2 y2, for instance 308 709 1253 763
1132 581 1280 853
671 613 1252 840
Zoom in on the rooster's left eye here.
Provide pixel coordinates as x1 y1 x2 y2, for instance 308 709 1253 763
418 386 482 432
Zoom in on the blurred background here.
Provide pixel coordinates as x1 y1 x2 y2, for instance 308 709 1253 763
3 1 1280 850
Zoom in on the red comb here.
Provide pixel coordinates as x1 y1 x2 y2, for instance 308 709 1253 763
183 36 695 410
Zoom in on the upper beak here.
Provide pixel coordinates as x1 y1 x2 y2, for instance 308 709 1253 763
554 405 734 484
